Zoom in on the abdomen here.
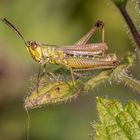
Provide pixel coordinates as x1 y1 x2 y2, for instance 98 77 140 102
64 56 119 70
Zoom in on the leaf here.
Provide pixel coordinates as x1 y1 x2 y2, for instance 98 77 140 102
24 71 111 110
24 74 80 109
94 97 140 140
84 71 109 91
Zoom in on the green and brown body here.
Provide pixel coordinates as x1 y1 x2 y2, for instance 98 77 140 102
26 42 118 71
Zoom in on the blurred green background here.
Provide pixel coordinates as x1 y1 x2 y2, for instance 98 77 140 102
0 0 140 140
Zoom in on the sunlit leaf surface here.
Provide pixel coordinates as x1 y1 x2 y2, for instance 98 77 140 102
94 97 140 140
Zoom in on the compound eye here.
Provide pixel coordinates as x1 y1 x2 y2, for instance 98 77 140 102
30 41 38 50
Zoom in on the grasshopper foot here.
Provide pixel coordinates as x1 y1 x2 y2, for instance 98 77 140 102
95 20 104 28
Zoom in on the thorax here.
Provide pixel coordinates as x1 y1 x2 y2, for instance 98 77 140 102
40 46 67 65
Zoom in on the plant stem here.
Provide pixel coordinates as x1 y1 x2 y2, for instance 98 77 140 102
119 6 140 49
120 72 140 93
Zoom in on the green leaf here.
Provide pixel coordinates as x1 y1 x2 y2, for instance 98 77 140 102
84 71 109 91
111 0 128 7
94 97 140 140
24 74 80 109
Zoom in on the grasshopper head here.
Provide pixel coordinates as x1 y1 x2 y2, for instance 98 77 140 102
26 41 42 62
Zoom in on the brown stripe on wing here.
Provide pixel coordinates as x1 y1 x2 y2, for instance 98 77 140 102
60 43 108 56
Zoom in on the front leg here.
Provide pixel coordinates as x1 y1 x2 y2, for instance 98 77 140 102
36 64 46 92
41 64 46 77
36 64 42 92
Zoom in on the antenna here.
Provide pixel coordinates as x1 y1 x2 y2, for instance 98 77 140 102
1 18 28 46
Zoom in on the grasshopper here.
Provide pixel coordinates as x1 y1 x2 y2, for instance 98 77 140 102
1 18 119 91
